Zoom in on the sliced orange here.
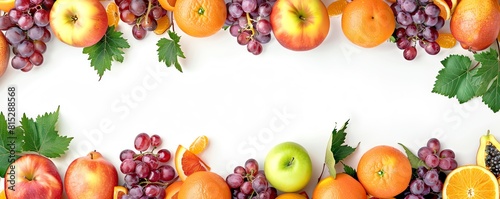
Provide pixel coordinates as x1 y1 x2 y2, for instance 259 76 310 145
154 14 171 35
175 145 211 181
434 0 451 20
327 0 348 16
188 135 208 155
442 165 499 199
436 33 457 48
0 0 14 12
159 0 176 11
0 190 6 199
165 181 183 199
113 186 128 199
106 2 120 29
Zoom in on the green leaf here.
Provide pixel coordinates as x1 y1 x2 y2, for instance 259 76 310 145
398 143 427 169
342 162 357 180
482 78 500 113
21 106 73 158
157 30 185 72
83 27 130 80
325 120 357 178
0 113 23 176
432 55 478 103
474 49 499 96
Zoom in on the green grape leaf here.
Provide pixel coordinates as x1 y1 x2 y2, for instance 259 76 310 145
83 27 130 80
398 143 427 169
474 49 499 96
432 54 478 103
157 30 185 72
325 120 358 178
342 162 357 180
0 113 23 176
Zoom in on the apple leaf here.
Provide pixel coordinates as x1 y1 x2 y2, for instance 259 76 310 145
83 27 130 80
0 113 23 176
342 162 357 180
398 143 426 169
20 106 73 158
325 120 358 178
157 30 185 72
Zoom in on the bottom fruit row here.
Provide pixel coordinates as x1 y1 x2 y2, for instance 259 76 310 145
2 129 500 199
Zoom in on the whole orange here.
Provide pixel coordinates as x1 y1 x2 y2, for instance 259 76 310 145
177 171 231 199
356 145 412 198
450 0 500 51
341 0 395 48
313 173 366 199
173 0 227 37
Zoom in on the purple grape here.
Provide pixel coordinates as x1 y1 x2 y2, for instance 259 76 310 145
391 3 402 16
11 56 30 69
132 25 147 40
255 19 271 35
245 158 259 176
20 62 33 72
134 133 151 151
140 16 157 31
15 0 30 11
18 13 34 30
229 3 244 18
234 166 246 176
424 4 440 17
396 37 411 50
17 40 35 58
417 166 428 178
412 9 426 24
144 184 160 197
158 165 175 182
120 149 136 161
247 40 262 55
5 27 26 46
449 158 458 170
258 2 272 17
237 16 248 29
120 159 137 174
434 16 445 30
241 0 257 13
424 41 440 55
439 157 453 170
425 154 440 168
27 26 44 40
0 15 14 30
34 9 50 27
29 52 43 66
240 181 253 195
124 174 140 186
226 173 244 189
401 0 417 13
229 24 240 37
418 147 434 161
406 24 418 37
157 149 171 162
237 31 251 45
150 134 162 147
40 28 51 43
128 186 143 197
403 46 417 60
252 176 268 193
135 161 151 178
148 170 161 182
423 169 439 186
426 138 441 153
130 0 147 16
424 16 438 27
8 9 22 23
409 179 425 195
396 12 413 26
404 194 421 199
142 154 159 170
431 180 443 192
254 33 271 44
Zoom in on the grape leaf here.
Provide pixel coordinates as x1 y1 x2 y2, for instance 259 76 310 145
0 113 23 176
432 55 478 103
342 162 357 180
325 120 357 178
398 143 427 169
20 106 73 158
474 49 500 112
83 27 130 80
157 30 185 72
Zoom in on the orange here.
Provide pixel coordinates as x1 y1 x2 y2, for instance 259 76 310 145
174 145 211 181
164 181 183 199
436 33 457 48
173 0 227 37
442 165 500 199
106 2 120 29
356 145 412 198
113 186 127 199
188 135 208 155
154 15 171 35
177 171 231 199
327 0 348 16
159 0 176 11
313 173 366 199
435 0 451 20
341 0 396 48
275 193 307 199
0 0 14 12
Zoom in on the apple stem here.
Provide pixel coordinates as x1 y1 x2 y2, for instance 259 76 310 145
287 157 295 167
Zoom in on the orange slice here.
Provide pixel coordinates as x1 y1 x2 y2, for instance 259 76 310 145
165 181 183 199
442 165 499 199
113 186 128 199
327 0 348 16
0 190 6 199
188 135 208 155
175 145 211 181
434 0 451 20
436 33 457 48
106 2 120 29
0 0 14 12
159 0 176 11
154 15 171 35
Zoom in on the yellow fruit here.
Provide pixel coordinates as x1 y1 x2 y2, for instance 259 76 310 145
442 165 499 199
188 135 208 155
154 15 171 35
327 0 348 16
113 186 127 199
175 145 211 181
106 2 120 29
0 0 14 12
435 33 457 48
275 193 307 199
313 173 366 199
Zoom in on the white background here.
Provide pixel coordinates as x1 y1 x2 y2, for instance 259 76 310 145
1 0 500 197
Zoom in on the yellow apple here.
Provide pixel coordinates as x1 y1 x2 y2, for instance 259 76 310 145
49 0 108 47
270 0 330 51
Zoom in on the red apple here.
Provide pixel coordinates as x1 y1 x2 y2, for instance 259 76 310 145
49 0 108 47
64 150 118 199
270 0 330 51
3 154 63 199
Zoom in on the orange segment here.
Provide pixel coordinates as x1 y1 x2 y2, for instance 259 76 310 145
188 135 208 155
442 165 499 199
327 0 348 16
159 0 176 11
434 0 451 20
175 145 211 181
0 0 14 12
436 33 457 48
113 186 128 199
154 14 171 35
106 2 120 28
275 193 308 199
165 181 183 199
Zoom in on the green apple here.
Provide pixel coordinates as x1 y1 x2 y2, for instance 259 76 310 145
264 141 312 192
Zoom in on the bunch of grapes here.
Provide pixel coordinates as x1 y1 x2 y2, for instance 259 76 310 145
116 0 168 40
391 0 445 60
225 0 275 55
0 0 53 72
402 138 458 199
226 158 277 199
119 133 177 199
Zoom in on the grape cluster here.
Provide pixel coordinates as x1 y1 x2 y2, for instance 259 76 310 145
0 0 53 72
391 0 445 60
116 0 168 40
226 159 277 199
402 138 457 199
225 0 275 55
119 133 177 199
